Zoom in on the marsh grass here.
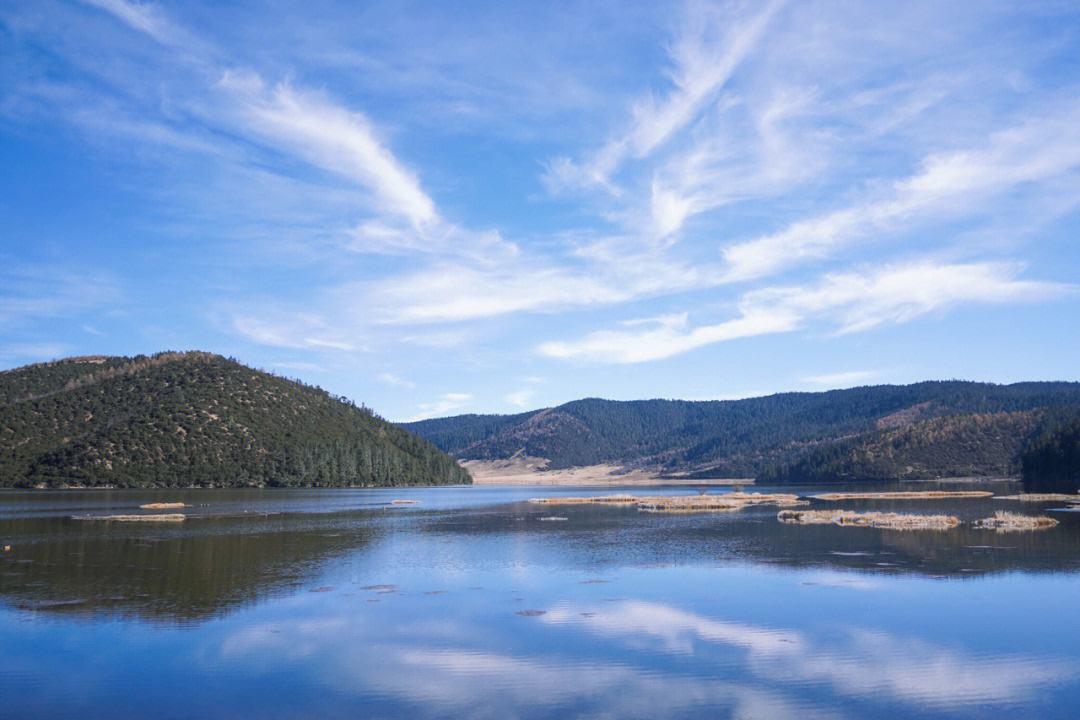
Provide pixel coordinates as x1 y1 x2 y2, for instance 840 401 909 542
529 495 638 504
74 514 187 522
778 509 960 530
993 494 1080 502
530 492 807 513
636 493 807 513
974 511 1059 532
812 491 993 501
139 502 189 509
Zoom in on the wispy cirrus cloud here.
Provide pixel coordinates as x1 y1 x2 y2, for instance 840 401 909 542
539 261 1072 364
544 0 784 195
721 103 1080 282
81 0 177 45
377 372 416 389
0 264 120 329
405 392 473 422
218 72 437 230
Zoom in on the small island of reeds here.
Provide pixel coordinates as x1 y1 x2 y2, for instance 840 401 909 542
73 513 187 522
777 509 961 531
811 491 993 501
530 492 807 513
974 511 1059 532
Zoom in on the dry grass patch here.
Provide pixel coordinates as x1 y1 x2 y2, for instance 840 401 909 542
531 492 807 513
139 502 189 509
974 511 1059 532
812 491 993 501
529 495 639 505
778 509 960 531
74 514 186 522
637 492 807 513
993 494 1080 502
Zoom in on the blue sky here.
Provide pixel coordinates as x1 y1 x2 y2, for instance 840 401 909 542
2 1 1079 421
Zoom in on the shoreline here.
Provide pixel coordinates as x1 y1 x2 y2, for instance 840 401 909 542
462 459 754 486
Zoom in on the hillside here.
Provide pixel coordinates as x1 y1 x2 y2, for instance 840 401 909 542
1021 414 1080 493
0 352 470 488
402 382 1080 482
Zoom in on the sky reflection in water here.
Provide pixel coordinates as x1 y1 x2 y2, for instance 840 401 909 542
2 485 1079 719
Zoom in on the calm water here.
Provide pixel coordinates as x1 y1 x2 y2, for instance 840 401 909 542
2 483 1079 719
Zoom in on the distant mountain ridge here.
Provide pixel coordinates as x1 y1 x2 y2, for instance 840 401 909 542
402 381 1080 483
0 352 470 488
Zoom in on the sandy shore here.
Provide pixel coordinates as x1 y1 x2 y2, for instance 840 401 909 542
463 459 753 486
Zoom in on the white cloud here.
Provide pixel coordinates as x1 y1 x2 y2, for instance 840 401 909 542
82 0 176 45
219 73 437 229
505 388 535 408
545 1 783 193
539 308 796 364
377 372 416 389
721 103 1080 282
404 392 473 422
230 314 357 352
539 261 1071 363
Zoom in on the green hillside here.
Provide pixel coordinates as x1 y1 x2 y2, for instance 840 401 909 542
0 352 470 488
403 382 1080 481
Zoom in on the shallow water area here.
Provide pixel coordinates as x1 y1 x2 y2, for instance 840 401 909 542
2 482 1080 719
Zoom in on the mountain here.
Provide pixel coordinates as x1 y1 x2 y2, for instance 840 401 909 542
1021 414 1080 492
402 382 1080 482
0 352 470 488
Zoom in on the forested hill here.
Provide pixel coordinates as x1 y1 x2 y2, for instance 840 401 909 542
0 352 470 488
1021 415 1080 493
402 382 1080 482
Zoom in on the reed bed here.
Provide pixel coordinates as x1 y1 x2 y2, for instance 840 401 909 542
391 499 420 504
993 494 1080 502
777 509 960 531
139 502 189 509
530 492 807 513
73 513 187 522
636 493 807 513
974 511 1059 532
812 491 993 501
529 495 640 505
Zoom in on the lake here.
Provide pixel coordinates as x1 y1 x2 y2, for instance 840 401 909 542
2 483 1079 719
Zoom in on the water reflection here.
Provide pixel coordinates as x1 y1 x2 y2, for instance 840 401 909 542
0 514 379 620
543 601 1074 708
2 487 1080 719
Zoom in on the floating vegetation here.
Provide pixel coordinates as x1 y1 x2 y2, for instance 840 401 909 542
515 609 547 617
529 495 638 505
637 493 807 513
778 509 960 531
361 584 398 592
391 499 419 505
530 492 806 513
309 586 335 593
812 491 993 501
993 494 1080 502
974 511 1059 532
72 513 186 522
138 502 189 509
